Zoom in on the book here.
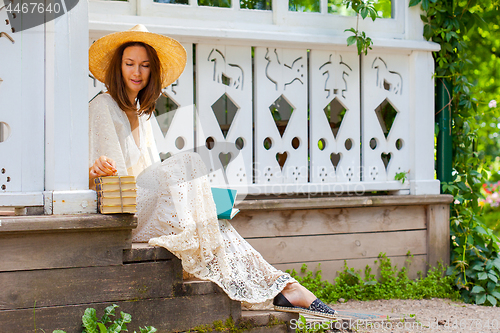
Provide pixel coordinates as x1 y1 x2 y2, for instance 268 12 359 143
97 189 137 197
98 196 136 206
95 175 137 214
211 187 240 220
94 175 135 184
95 182 137 191
99 205 137 214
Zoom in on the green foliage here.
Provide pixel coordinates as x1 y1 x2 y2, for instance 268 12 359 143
54 305 156 333
289 253 460 304
343 0 377 55
394 170 409 184
294 315 335 333
190 317 256 333
406 0 500 306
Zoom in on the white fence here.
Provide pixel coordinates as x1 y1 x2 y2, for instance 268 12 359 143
0 0 439 213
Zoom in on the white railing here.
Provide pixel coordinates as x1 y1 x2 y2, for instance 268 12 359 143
87 0 439 196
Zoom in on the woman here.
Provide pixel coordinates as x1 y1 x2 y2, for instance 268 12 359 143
88 24 337 319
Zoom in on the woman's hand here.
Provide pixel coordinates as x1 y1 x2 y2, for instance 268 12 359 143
89 156 117 189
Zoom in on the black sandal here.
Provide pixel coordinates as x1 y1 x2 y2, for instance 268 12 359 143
273 292 337 319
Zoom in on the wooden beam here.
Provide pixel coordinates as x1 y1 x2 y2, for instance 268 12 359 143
0 229 130 272
427 204 450 268
0 214 137 234
0 294 241 333
236 194 453 211
231 205 426 238
247 230 427 265
0 261 182 310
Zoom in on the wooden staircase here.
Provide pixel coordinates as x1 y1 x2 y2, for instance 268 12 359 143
0 214 297 332
0 215 240 332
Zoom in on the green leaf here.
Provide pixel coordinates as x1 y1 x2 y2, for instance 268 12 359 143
121 311 132 324
53 331 67 333
476 293 486 304
490 290 500 300
97 323 107 333
486 295 497 306
346 36 357 46
471 285 485 294
488 273 498 283
409 0 421 7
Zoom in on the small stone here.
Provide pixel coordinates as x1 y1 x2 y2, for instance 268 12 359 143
338 298 345 303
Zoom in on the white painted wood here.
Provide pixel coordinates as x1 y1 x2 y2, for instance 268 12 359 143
409 52 440 194
362 52 410 184
88 13 439 52
0 10 44 194
153 42 194 157
52 190 97 214
309 50 360 184
0 193 44 207
195 44 252 192
44 0 90 212
254 47 308 186
89 0 137 16
226 181 409 196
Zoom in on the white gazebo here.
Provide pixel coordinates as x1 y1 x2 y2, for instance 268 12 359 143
0 2 452 330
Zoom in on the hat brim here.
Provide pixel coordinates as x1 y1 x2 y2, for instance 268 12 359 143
89 30 186 89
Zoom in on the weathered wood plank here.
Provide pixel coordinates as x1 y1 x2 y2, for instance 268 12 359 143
0 261 183 310
237 194 453 211
0 229 131 272
0 294 241 333
274 254 427 283
123 243 176 263
231 206 426 238
0 214 137 233
247 230 427 264
427 204 450 268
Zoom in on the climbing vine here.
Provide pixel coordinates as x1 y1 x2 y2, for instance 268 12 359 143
410 0 500 306
342 0 500 305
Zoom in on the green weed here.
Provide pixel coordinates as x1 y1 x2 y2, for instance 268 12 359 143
288 252 460 304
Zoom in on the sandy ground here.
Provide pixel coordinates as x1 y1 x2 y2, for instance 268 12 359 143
327 298 500 332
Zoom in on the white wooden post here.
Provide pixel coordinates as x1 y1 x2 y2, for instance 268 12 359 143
409 51 440 194
44 0 95 214
0 9 45 207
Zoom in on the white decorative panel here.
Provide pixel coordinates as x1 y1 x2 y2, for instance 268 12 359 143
254 47 308 185
196 44 252 188
154 42 194 157
362 53 410 182
0 9 44 194
309 50 360 184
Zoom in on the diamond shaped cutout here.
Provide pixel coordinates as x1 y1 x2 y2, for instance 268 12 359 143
324 97 347 139
375 99 398 139
154 94 180 137
269 95 294 137
212 93 239 138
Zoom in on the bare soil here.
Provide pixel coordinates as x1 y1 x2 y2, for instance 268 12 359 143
332 298 500 332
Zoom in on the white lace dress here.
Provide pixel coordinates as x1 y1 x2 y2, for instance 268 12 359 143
89 94 295 305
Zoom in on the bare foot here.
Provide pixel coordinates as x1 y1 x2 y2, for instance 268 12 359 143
280 282 317 308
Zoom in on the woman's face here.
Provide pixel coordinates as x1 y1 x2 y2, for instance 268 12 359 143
121 45 151 101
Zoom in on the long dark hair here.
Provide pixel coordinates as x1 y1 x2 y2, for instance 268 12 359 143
105 41 162 117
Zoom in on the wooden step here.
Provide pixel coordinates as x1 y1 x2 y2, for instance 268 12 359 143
0 216 241 332
239 311 298 333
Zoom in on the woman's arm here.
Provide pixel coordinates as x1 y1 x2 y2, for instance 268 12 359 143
89 155 117 190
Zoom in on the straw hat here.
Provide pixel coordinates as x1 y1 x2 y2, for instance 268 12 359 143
89 24 186 89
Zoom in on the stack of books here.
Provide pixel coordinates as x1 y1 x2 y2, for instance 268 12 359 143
95 175 137 214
